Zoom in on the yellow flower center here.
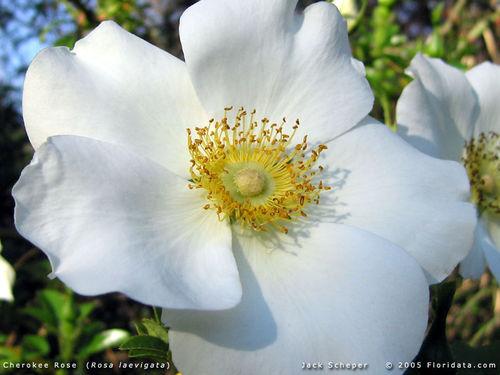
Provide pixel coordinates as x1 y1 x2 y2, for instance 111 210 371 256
462 131 499 218
187 107 330 233
234 168 266 197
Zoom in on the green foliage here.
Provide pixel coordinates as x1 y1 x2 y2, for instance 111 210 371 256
120 310 176 369
136 318 169 344
1 287 129 373
349 0 498 127
121 336 169 362
78 329 130 359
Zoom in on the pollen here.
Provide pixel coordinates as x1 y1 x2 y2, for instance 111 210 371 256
187 107 330 233
462 131 499 218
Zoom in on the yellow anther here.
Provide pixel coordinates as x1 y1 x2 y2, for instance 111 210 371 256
480 174 495 194
462 131 499 216
187 108 330 232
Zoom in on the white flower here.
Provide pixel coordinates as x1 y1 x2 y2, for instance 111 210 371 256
397 54 499 281
0 240 15 302
13 1 475 374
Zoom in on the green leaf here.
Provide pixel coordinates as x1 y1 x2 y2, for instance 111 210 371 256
21 335 50 359
78 329 130 359
37 289 75 331
120 335 169 353
23 290 70 331
78 321 106 341
78 302 97 321
39 290 66 318
54 34 77 48
431 2 445 26
140 319 169 344
23 306 56 329
378 0 397 6
0 346 21 362
134 321 148 336
25 289 80 362
425 32 445 58
128 349 168 362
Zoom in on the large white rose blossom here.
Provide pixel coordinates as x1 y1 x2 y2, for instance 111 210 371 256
13 1 476 374
0 241 15 302
397 54 499 281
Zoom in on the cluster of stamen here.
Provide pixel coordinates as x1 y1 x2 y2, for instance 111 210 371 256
462 131 499 217
187 107 330 233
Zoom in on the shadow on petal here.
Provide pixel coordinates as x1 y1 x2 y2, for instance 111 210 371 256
163 233 277 351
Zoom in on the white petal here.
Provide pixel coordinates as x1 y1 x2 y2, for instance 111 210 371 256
466 62 500 135
459 223 486 279
179 0 373 143
0 255 15 302
396 54 479 160
482 216 500 281
23 21 207 177
485 215 500 249
322 119 476 283
163 224 428 375
13 136 240 310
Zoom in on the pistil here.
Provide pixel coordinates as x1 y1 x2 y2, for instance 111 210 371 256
187 107 330 233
